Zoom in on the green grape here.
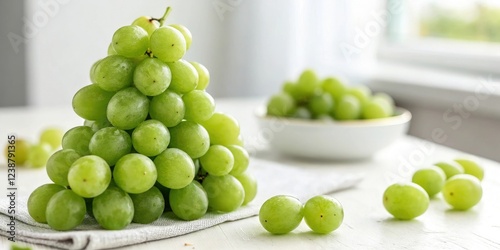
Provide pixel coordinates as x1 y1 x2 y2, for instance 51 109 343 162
132 119 170 157
113 153 157 194
454 158 484 181
87 119 112 133
150 26 186 63
107 43 117 55
27 184 66 223
46 149 81 187
149 90 185 127
411 166 446 197
112 25 149 58
89 59 102 83
169 121 210 158
362 96 394 119
46 190 86 231
435 161 464 179
26 143 52 168
154 148 195 189
129 186 165 224
203 174 245 212
200 112 240 146
293 106 312 119
303 195 343 234
321 77 346 102
131 16 159 36
72 84 114 121
94 55 135 92
68 155 111 198
383 182 429 220
308 93 333 117
259 195 303 234
169 181 208 221
373 92 395 107
93 186 134 230
133 57 171 96
233 172 257 205
89 127 132 166
10 243 32 250
348 85 372 106
40 127 64 150
107 87 149 130
200 145 234 176
282 81 296 94
227 145 249 175
182 90 215 123
293 69 319 101
191 61 210 90
61 126 94 156
442 174 482 210
169 24 192 50
335 94 361 120
4 139 30 165
266 93 296 117
166 59 199 94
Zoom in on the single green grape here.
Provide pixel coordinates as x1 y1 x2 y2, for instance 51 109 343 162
87 119 112 133
168 121 210 159
321 77 346 102
89 59 102 83
27 184 66 223
166 59 199 94
383 182 429 220
46 149 81 187
266 92 296 117
107 87 149 130
227 145 249 175
39 127 64 150
129 186 165 224
61 126 94 156
190 61 210 90
233 171 257 205
68 155 111 198
347 85 372 106
169 181 208 221
373 92 395 107
149 90 185 127
46 190 86 231
107 43 117 55
112 25 149 58
133 57 171 96
200 112 240 146
4 139 30 165
203 174 245 212
362 96 394 119
200 145 234 176
169 24 192 50
308 93 333 118
89 127 132 166
150 26 186 63
259 195 304 234
182 90 215 123
154 148 195 189
93 186 134 230
335 94 361 120
454 158 484 181
113 153 157 194
26 143 52 168
131 16 159 36
293 69 319 101
435 161 465 179
303 195 344 234
72 84 115 121
282 81 296 94
94 55 135 92
132 119 170 157
442 174 482 210
411 166 446 197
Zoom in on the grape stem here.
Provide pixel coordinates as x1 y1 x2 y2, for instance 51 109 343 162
152 6 172 27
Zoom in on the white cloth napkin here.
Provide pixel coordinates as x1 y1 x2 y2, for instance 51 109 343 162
0 158 363 250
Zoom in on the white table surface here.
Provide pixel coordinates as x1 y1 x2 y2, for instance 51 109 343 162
1 98 499 250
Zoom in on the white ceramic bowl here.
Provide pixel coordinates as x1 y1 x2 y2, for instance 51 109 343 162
255 106 411 160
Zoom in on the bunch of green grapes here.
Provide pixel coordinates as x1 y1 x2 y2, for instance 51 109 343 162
259 195 343 234
27 7 257 231
383 157 484 220
266 69 395 120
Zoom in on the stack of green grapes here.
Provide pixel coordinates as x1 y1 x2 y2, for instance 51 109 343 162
266 69 395 120
27 7 257 231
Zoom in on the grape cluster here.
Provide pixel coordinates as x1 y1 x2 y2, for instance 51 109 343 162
259 195 344 234
27 7 257 231
266 69 395 120
383 158 484 220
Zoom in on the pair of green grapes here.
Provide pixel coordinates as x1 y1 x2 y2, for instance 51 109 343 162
383 158 484 220
259 195 344 234
266 69 395 121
